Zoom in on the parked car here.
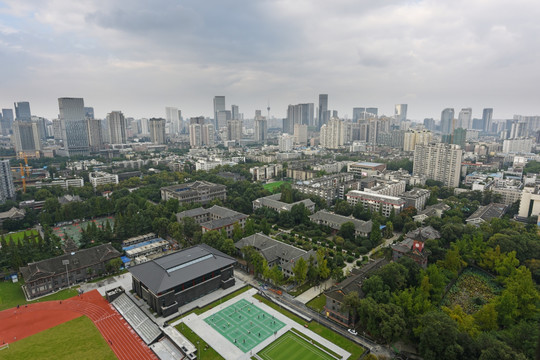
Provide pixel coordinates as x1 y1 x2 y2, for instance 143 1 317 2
348 329 358 336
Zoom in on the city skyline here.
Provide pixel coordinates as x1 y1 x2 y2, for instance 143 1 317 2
1 1 539 120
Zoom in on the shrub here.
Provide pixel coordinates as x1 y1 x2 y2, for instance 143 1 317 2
347 256 354 263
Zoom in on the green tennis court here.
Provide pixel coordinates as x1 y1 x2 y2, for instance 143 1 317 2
204 299 285 353
258 331 337 360
52 217 114 245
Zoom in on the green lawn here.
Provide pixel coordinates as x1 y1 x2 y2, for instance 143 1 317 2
2 229 39 244
0 281 78 311
0 316 116 360
254 294 364 360
306 294 327 313
168 285 251 323
263 181 286 193
258 331 335 360
175 323 224 360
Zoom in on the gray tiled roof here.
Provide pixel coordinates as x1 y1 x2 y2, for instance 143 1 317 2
466 203 508 223
128 244 236 294
405 226 441 241
235 233 314 272
201 213 247 230
20 243 121 283
309 210 372 234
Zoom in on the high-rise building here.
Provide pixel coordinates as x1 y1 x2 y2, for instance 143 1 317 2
278 134 294 152
440 108 455 135
1 109 14 135
452 128 467 148
86 118 103 151
14 102 32 122
84 107 94 119
318 94 328 129
287 103 314 129
202 124 215 147
149 118 166 144
413 143 462 187
320 117 345 149
58 97 90 156
254 118 267 143
231 105 239 120
423 118 435 131
458 108 472 130
165 107 181 135
217 110 232 128
366 108 378 118
139 118 149 135
107 111 127 144
394 104 408 123
189 123 202 147
294 123 308 145
353 108 365 122
12 121 41 157
0 160 15 204
482 108 493 133
403 130 432 152
213 96 226 127
227 119 242 142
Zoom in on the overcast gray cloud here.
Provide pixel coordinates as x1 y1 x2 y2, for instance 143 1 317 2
0 0 539 121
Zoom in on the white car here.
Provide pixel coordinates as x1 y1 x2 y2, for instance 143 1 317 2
348 329 358 336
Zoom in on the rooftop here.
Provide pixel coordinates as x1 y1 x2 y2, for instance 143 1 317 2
129 244 236 294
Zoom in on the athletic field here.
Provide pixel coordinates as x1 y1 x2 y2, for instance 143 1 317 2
258 331 337 360
2 229 39 245
263 181 286 193
52 217 114 245
0 316 116 360
204 299 285 353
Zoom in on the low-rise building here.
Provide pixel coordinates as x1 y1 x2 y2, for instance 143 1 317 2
235 233 315 278
250 164 283 181
401 188 431 210
20 243 121 299
347 162 386 177
292 173 358 205
309 210 372 237
0 207 25 226
391 226 439 269
466 203 508 226
176 205 248 238
89 171 119 188
346 190 406 217
129 244 236 317
252 193 315 213
324 259 388 326
413 203 450 223
161 181 227 205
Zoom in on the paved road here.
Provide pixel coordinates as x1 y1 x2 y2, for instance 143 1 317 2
235 270 395 359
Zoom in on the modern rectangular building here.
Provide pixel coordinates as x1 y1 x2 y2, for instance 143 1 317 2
346 190 406 217
89 171 119 188
58 97 90 156
161 181 227 205
0 160 15 204
347 162 386 176
413 143 462 188
129 244 236 316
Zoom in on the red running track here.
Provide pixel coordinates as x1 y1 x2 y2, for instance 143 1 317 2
0 290 157 360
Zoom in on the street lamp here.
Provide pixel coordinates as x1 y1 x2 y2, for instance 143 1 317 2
62 260 70 287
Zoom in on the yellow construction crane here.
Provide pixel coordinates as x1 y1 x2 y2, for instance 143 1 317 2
19 163 26 193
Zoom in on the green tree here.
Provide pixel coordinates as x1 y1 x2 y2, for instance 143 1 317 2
292 256 308 284
370 220 382 245
106 258 123 274
416 311 464 360
338 222 356 242
341 291 361 324
316 249 330 279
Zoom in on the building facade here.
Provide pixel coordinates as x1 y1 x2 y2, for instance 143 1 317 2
58 97 90 156
0 160 15 204
413 143 462 188
161 181 227 204
107 111 127 144
346 190 406 216
149 118 166 144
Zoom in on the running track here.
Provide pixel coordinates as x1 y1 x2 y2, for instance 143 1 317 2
0 290 157 360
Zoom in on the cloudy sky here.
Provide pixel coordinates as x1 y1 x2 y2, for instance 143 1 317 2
1 0 539 121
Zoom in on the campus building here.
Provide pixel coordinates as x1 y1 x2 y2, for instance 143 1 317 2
309 210 372 237
252 193 315 213
161 181 227 205
176 205 248 237
129 244 236 317
346 190 406 217
20 243 121 299
235 233 315 278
